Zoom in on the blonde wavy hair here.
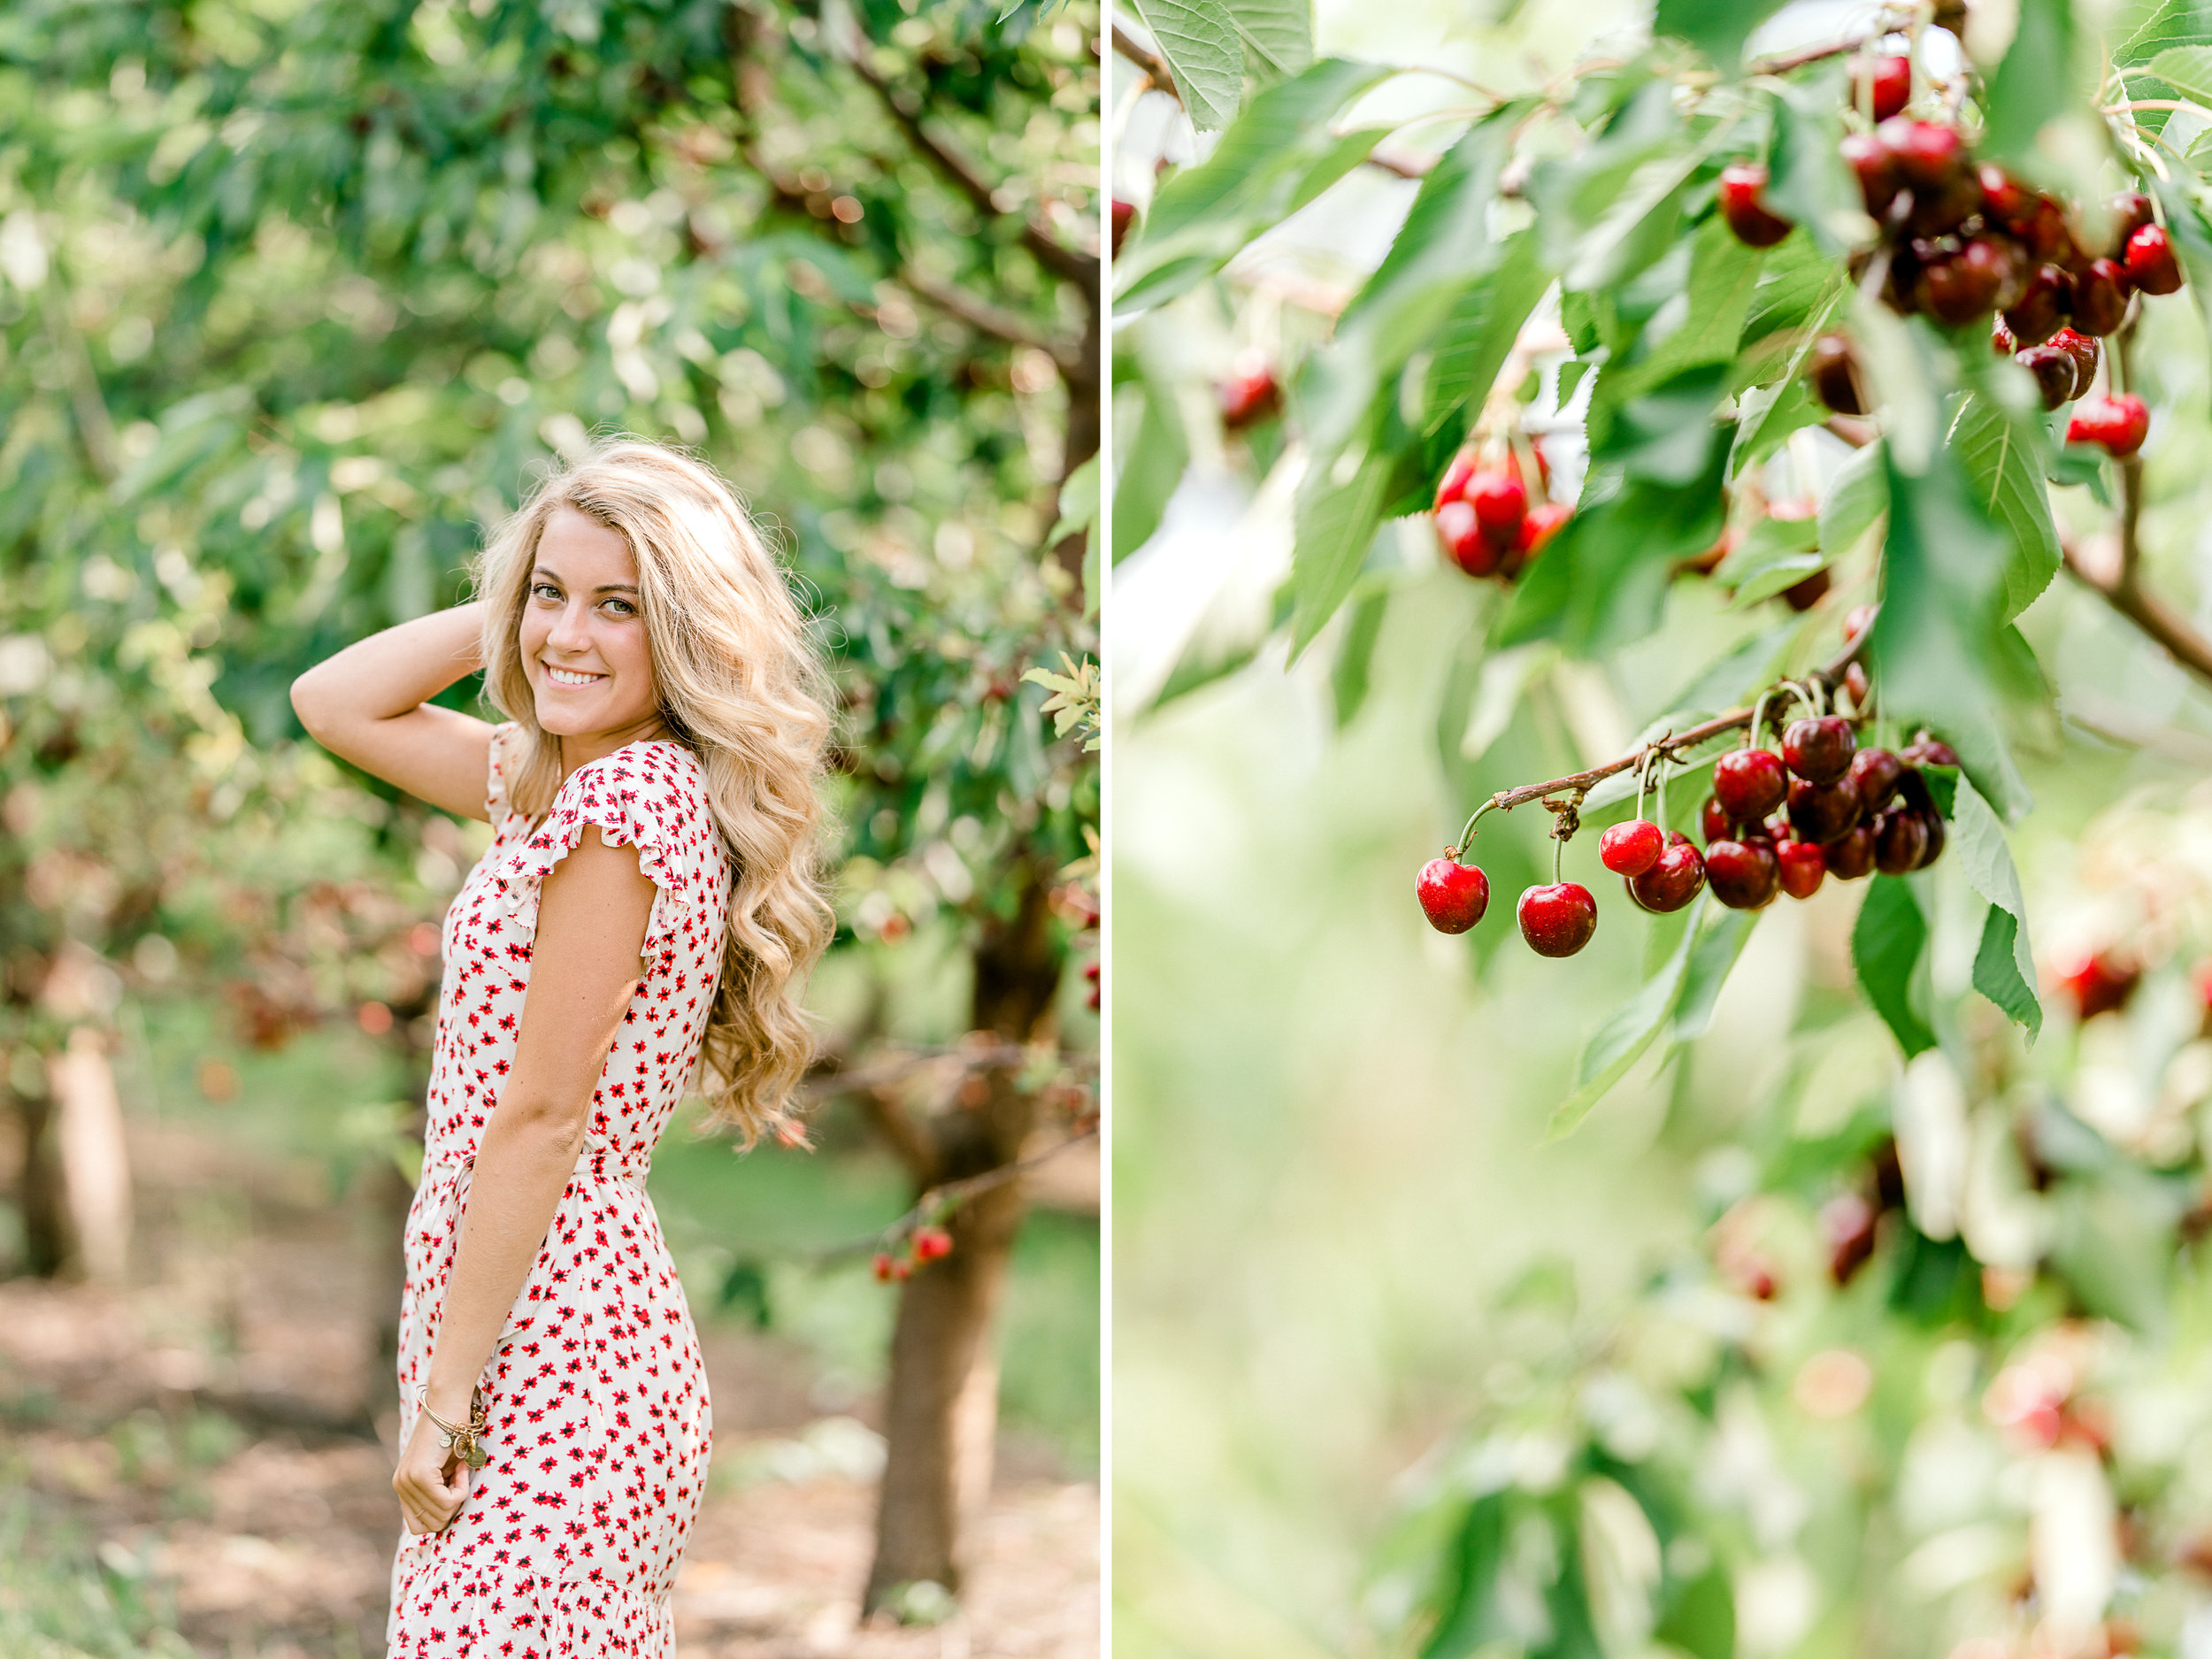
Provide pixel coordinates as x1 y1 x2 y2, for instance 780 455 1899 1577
472 437 835 1147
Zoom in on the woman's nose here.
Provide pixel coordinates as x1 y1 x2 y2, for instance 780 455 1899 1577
546 599 594 653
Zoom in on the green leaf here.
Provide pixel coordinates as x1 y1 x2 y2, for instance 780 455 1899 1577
1870 442 2033 821
1331 581 1390 727
1289 447 1397 657
1048 452 1099 547
1112 386 1188 563
2150 179 2212 406
1765 71 1872 252
1716 511 1821 607
1855 874 1935 1057
1524 77 1701 292
1118 59 1390 306
1950 772 2042 1039
1652 0 1790 73
1224 0 1312 73
1981 0 2078 169
1548 898 1705 1140
2147 43 2212 101
1817 434 1888 556
1670 907 1755 1046
1948 394 2061 623
1730 377 1821 474
1127 0 1245 130
1419 235 1550 440
2121 0 2212 69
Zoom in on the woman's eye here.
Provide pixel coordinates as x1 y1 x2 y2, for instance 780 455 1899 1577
530 582 561 602
601 597 637 618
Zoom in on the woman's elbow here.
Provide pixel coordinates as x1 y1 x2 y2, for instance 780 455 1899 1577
289 669 333 740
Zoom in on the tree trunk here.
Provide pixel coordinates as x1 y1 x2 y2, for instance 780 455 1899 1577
49 1026 130 1283
863 861 1061 1610
11 1084 66 1277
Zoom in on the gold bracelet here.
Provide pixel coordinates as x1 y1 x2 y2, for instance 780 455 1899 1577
419 1386 491 1471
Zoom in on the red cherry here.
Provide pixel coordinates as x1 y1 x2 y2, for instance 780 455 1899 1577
1434 452 1477 512
1714 748 1788 821
1839 133 1899 219
1826 824 1877 880
2017 345 2077 410
1991 315 2018 357
2066 393 2149 458
1810 334 1865 415
1908 171 1989 239
1219 364 1280 429
1701 794 1732 845
1514 502 1571 564
1901 735 1960 770
1600 818 1664 878
1467 471 1527 545
1718 163 1794 248
1843 603 1877 643
1777 839 1825 899
2124 224 2183 296
1878 118 1962 190
1916 808 1947 868
1110 198 1135 257
1922 238 2012 326
1978 165 2034 228
1847 748 1904 813
913 1225 954 1263
1436 500 1504 577
1872 808 1929 873
1821 1193 1878 1285
1417 856 1490 933
2002 264 2072 347
1781 568 1831 612
872 1251 895 1282
1864 55 1911 122
1782 716 1855 783
892 1257 913 1280
1788 775 1864 844
2110 191 2155 250
1629 839 1706 912
1518 882 1598 957
2053 949 2140 1019
1706 840 1780 910
2053 328 2101 400
1841 662 1870 710
2071 258 2130 336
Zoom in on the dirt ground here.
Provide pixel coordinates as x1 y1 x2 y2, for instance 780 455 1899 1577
0 1118 1098 1658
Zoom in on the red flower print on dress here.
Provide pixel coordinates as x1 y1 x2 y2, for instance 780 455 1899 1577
388 725 731 1657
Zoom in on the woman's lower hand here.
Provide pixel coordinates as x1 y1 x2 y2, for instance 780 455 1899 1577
393 1405 474 1536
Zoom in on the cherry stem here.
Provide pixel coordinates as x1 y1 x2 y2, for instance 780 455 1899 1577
1553 832 1563 885
1450 796 1500 861
1455 633 1869 826
1634 749 1649 825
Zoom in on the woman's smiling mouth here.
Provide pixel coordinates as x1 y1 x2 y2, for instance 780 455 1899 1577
543 663 606 687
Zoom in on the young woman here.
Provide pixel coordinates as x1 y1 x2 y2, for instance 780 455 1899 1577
290 438 833 1655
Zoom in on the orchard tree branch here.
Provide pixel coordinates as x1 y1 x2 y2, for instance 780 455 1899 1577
1745 8 1914 78
2061 538 2212 687
1110 18 1174 90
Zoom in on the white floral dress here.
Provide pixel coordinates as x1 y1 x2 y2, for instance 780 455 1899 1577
387 726 730 1657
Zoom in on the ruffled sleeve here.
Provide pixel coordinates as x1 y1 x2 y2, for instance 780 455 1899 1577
485 745 704 975
485 721 525 838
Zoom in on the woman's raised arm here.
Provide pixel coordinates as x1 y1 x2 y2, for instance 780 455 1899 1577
290 601 498 821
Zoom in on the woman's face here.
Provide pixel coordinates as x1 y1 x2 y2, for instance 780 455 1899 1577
518 505 664 748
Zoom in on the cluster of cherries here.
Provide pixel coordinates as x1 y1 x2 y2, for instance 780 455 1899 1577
1417 669 1956 956
872 1223 954 1283
1718 57 2178 458
1432 440 1571 580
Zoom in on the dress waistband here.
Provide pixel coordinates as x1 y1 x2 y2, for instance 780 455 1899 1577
420 1127 649 1188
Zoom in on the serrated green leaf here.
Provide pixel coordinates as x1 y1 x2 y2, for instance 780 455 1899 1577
1818 434 1888 555
1330 580 1389 728
2148 43 2212 101
1670 908 1755 1046
1548 898 1705 1140
1289 447 1395 657
2151 179 2212 411
1730 378 1821 474
2120 0 2212 69
1855 874 1935 1056
1765 71 1872 252
1224 0 1312 73
1112 386 1187 563
1419 235 1550 439
1950 772 2042 1039
1947 393 2061 623
1127 0 1244 130
1651 0 1791 74
1716 511 1820 609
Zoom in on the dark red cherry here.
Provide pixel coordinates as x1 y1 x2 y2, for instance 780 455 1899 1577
2055 949 2139 1019
1783 716 1856 783
1417 857 1490 933
1822 1192 1878 1285
1908 171 1989 240
1873 809 1930 873
1878 118 1963 190
1110 198 1135 256
1600 818 1665 878
1706 840 1780 910
1916 809 1947 867
1778 839 1826 899
2109 191 2155 253
1842 661 1871 710
1701 794 1733 845
2053 328 2100 399
1810 334 1866 415
1433 452 1477 512
1978 165 2034 228
1922 238 2012 326
2066 393 2149 458
2017 345 2076 410
1630 839 1706 913
1839 133 1900 219
2071 258 2130 336
1518 882 1598 956
1718 163 1794 248
1847 748 1905 813
1467 471 1528 548
1826 825 1877 880
1901 735 1959 771
1788 774 1864 844
2002 265 2072 347
2124 224 2183 296
1714 748 1789 821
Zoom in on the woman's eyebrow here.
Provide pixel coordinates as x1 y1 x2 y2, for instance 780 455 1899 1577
531 565 638 595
